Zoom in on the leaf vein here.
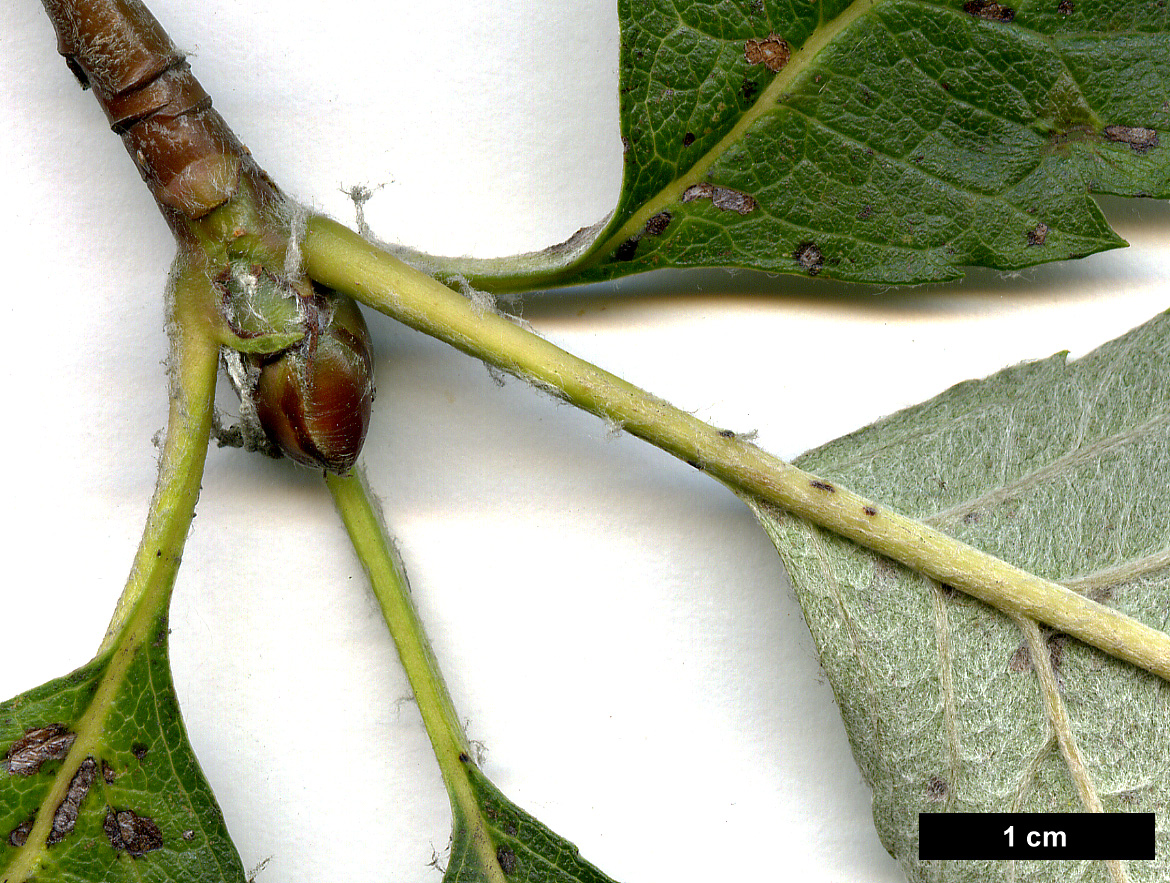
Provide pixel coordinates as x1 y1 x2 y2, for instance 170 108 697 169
806 526 886 757
928 409 1170 529
1063 547 1170 602
1014 616 1132 883
928 580 962 811
879 14 1044 138
141 646 234 883
1010 733 1053 813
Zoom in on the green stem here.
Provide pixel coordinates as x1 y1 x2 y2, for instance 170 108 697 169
302 216 1170 682
325 471 503 878
98 266 221 653
324 470 468 768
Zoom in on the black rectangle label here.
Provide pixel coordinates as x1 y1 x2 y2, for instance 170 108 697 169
919 813 1154 860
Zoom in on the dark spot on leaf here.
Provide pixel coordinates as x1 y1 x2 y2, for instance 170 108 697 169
132 743 149 761
496 845 518 874
614 237 639 261
458 752 471 763
744 35 790 72
682 132 696 147
1049 634 1068 672
962 510 982 524
1086 580 1117 605
1057 0 1073 12
857 205 873 220
863 506 877 517
48 756 96 844
1104 125 1159 153
8 815 34 847
5 724 76 776
810 480 835 493
793 242 824 276
926 776 949 801
102 761 117 784
1026 222 1049 246
645 211 672 236
740 77 759 101
104 807 164 856
962 0 1016 21
711 189 756 214
750 0 764 11
681 182 758 214
1009 643 1032 672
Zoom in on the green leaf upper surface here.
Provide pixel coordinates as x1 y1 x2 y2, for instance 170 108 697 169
748 309 1170 881
436 0 1167 289
444 761 621 883
577 0 1170 285
0 614 247 883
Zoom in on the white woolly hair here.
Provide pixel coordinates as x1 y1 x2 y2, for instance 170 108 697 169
274 196 311 281
449 273 499 317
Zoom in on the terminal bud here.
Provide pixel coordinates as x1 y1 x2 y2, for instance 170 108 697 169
252 293 375 473
218 262 375 474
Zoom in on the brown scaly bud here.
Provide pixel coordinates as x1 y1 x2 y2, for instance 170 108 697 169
252 293 375 474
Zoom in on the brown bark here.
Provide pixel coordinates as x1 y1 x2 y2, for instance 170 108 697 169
40 0 266 228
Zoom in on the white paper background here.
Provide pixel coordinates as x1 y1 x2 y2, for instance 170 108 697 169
1 3 1167 881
